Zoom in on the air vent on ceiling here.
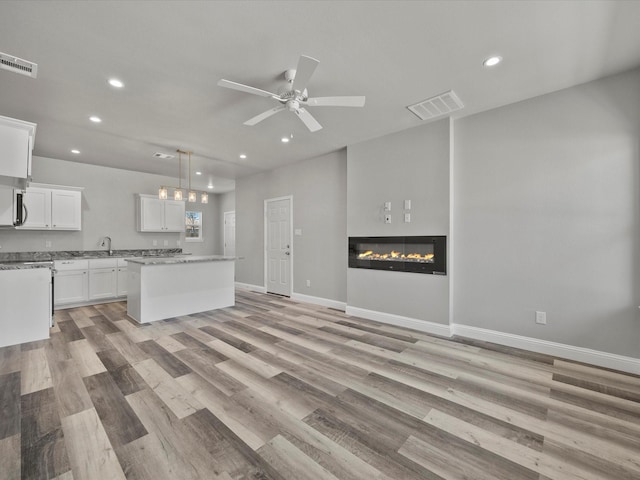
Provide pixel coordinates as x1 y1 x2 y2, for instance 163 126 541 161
407 90 463 121
0 52 38 78
153 152 175 160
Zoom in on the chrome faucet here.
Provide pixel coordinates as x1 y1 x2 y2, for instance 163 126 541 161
101 236 112 256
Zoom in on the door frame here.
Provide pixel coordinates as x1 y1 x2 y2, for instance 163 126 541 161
223 210 235 256
264 195 293 296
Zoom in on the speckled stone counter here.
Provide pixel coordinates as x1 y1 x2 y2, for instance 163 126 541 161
0 249 183 270
126 255 235 266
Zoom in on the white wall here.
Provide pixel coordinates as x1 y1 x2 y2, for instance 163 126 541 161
235 150 347 302
0 156 222 254
453 67 640 358
347 119 450 324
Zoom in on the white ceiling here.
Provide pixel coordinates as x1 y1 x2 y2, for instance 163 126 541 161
1 1 640 194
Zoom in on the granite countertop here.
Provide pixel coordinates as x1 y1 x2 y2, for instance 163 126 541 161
0 261 54 271
0 249 183 270
126 255 236 266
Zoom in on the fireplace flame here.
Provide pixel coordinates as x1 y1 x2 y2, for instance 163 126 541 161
357 250 434 262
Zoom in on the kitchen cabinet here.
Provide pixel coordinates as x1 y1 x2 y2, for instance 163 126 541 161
0 114 36 189
19 184 82 230
136 194 185 232
0 267 51 348
88 259 118 300
117 258 129 296
54 259 89 305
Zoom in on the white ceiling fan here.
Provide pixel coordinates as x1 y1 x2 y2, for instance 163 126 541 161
217 55 365 132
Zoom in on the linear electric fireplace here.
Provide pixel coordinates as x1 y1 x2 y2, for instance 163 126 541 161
349 236 446 275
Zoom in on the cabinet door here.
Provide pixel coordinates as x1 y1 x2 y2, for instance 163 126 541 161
18 187 51 229
0 122 30 179
164 200 186 232
51 190 81 230
54 270 88 305
139 196 165 231
117 267 128 296
89 268 118 300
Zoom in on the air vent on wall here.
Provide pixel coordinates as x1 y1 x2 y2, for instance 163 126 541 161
153 152 175 160
407 90 463 121
0 52 38 78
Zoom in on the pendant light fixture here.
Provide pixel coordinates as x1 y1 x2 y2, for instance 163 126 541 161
158 149 210 204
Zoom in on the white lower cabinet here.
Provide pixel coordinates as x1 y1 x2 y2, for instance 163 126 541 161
117 258 129 297
88 259 118 300
54 257 134 308
54 260 89 305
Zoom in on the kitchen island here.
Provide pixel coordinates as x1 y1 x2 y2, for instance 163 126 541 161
126 255 235 323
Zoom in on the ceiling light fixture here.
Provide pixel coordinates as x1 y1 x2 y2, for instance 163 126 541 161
71 149 80 154
239 154 247 159
207 184 214 189
89 116 102 123
483 55 502 67
108 78 124 88
281 136 290 143
158 149 209 204
195 171 202 175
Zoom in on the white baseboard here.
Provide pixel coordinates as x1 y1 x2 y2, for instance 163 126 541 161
345 306 453 338
452 324 640 375
291 292 346 311
235 282 267 293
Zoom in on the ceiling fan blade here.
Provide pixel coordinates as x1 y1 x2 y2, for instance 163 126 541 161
244 106 286 126
291 55 319 93
295 108 322 132
306 96 366 107
217 79 279 99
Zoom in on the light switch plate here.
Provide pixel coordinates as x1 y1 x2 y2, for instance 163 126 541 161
404 213 411 223
404 200 411 210
384 201 391 211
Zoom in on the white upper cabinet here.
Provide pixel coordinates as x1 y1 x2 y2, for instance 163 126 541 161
18 184 82 231
0 115 36 189
51 189 82 230
136 194 185 232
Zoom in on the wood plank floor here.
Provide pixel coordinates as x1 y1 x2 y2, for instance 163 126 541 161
2 289 640 479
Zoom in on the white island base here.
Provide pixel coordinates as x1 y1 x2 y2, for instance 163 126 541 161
126 256 235 323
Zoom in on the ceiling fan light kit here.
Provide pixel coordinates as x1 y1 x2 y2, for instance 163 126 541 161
218 54 366 132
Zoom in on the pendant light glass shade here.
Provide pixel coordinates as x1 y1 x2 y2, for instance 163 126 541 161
159 186 168 200
201 192 208 204
188 191 197 203
174 189 183 201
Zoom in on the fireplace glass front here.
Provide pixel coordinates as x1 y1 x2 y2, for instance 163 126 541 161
348 236 446 275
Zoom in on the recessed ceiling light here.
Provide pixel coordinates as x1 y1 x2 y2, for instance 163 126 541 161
207 184 214 189
71 149 80 154
483 55 502 67
239 154 247 159
195 171 202 175
281 137 290 143
89 115 102 123
108 78 124 88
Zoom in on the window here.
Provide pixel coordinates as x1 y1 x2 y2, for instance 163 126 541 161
185 211 203 242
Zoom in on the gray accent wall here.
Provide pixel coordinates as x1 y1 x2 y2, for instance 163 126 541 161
0 156 222 254
347 119 450 324
453 67 640 357
235 150 347 302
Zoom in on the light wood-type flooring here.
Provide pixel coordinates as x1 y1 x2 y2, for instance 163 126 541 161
1 289 640 479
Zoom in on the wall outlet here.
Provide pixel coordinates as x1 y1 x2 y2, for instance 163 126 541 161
45 240 52 248
535 311 547 325
176 240 181 247
152 240 158 246
384 214 391 224
306 280 311 288
404 213 411 223
163 240 169 246
295 229 303 236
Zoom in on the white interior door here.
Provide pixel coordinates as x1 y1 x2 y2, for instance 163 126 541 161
224 211 236 256
265 197 291 296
